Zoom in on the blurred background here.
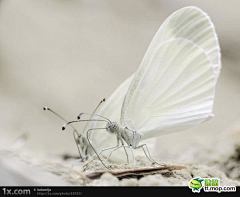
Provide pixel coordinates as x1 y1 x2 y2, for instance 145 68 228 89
0 0 240 174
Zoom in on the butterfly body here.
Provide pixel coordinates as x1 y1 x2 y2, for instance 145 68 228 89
85 6 221 166
50 6 222 167
106 122 142 148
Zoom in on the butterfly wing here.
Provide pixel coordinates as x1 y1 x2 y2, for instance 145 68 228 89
82 76 132 162
83 75 133 144
84 75 156 162
121 7 221 140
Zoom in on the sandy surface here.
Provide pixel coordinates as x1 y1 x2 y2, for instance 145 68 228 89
1 127 240 187
1 150 240 186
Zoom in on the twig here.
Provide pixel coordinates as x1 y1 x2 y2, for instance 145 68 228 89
86 165 186 180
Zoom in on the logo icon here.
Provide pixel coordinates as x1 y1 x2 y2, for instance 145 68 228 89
188 177 236 193
189 177 204 193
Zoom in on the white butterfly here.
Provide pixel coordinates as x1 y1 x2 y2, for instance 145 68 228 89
48 6 221 168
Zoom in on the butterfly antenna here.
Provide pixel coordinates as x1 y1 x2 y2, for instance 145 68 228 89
78 113 111 123
82 98 106 134
62 119 109 131
93 98 106 115
77 98 109 123
43 106 86 158
43 106 80 135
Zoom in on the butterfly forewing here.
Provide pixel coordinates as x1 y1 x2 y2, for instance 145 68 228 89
121 7 220 140
83 6 221 162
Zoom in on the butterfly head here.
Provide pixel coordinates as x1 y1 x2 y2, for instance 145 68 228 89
106 121 120 134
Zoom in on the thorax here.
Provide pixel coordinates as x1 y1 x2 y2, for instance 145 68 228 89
106 122 142 148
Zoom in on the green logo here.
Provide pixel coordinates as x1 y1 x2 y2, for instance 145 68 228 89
189 177 236 193
189 177 204 192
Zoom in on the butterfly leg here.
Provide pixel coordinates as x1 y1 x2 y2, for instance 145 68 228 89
119 138 129 164
105 145 122 163
105 144 129 163
69 130 91 167
130 146 136 168
86 128 110 170
73 130 86 160
135 144 165 166
83 138 120 168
